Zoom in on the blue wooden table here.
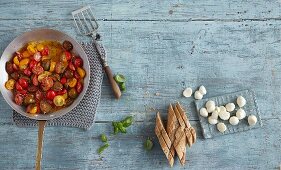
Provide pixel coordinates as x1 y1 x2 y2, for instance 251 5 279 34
0 0 281 169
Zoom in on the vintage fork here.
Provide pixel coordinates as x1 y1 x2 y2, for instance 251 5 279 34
72 6 121 99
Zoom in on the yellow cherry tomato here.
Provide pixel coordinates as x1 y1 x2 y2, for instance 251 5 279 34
49 61 56 72
13 56 20 65
41 56 51 61
68 78 77 88
37 71 51 82
36 44 44 52
27 104 38 114
22 51 31 58
77 67 86 78
19 58 30 70
5 79 16 90
27 44 37 54
53 95 65 106
62 92 68 99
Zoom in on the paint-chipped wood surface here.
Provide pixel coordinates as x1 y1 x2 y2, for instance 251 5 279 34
0 0 281 169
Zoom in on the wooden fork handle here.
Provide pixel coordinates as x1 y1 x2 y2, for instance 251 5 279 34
104 66 122 99
35 120 46 170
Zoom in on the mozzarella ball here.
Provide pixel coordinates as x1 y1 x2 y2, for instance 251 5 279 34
211 110 219 119
229 116 239 125
206 100 215 113
219 106 227 113
248 115 257 126
236 108 246 120
194 91 203 100
208 117 218 125
199 108 208 117
237 96 246 107
199 85 207 95
183 88 192 97
219 111 230 120
217 122 227 133
225 103 235 112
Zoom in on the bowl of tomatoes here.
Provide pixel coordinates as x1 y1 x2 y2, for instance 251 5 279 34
0 28 90 120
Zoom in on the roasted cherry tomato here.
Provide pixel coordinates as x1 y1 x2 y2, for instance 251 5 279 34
14 94 23 105
68 78 77 88
57 88 67 95
68 62 76 71
40 100 52 113
5 62 14 74
77 67 86 78
22 51 31 58
63 41 73 51
76 81 83 93
19 58 30 70
24 94 36 105
12 63 19 71
42 60 51 71
27 44 36 54
18 90 27 95
13 56 20 65
41 47 49 56
26 104 38 114
10 72 19 80
73 71 80 79
35 90 43 101
49 61 56 72
53 95 65 107
23 68 32 76
36 44 44 52
32 65 44 75
46 90 56 100
27 85 38 93
55 62 67 74
68 88 78 99
15 82 23 91
73 56 83 68
41 77 54 91
64 69 73 78
60 77 67 84
32 75 39 86
18 78 28 89
52 81 63 91
5 79 16 90
65 51 72 61
29 59 38 69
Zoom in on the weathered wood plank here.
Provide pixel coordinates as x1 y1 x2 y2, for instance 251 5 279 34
0 0 280 20
0 119 279 169
0 20 281 122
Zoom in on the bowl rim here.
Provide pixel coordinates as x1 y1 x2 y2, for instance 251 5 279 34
0 28 90 120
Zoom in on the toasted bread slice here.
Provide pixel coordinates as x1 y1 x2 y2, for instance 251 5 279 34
166 104 179 158
155 112 174 167
173 127 187 166
175 102 197 146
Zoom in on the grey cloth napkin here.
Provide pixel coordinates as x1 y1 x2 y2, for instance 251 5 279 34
12 42 105 130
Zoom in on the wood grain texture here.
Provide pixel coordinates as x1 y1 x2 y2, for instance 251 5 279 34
0 0 281 169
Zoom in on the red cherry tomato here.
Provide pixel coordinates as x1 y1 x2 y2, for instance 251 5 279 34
29 59 37 69
65 51 72 61
18 89 27 95
18 78 28 89
32 75 39 86
14 93 23 105
41 47 49 56
32 65 44 75
15 82 23 91
73 56 83 68
35 90 43 101
68 62 76 71
73 71 80 79
60 77 67 84
76 82 83 93
46 90 56 100
23 68 32 76
57 88 67 95
12 63 18 71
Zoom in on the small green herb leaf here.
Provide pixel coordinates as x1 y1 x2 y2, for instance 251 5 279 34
100 134 107 142
144 138 153 151
114 74 126 83
120 82 126 92
98 143 109 154
121 116 133 127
